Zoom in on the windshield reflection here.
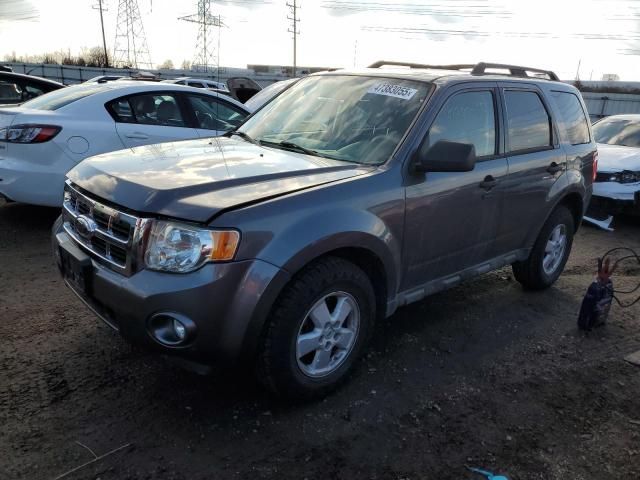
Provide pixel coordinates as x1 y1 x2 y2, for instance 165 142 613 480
238 75 430 165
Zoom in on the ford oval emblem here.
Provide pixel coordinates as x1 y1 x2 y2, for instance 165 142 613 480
75 215 97 240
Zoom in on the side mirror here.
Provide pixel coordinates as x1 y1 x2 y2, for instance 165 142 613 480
414 140 477 173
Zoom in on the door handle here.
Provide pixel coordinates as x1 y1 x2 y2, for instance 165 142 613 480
547 162 564 174
479 175 498 190
125 132 149 140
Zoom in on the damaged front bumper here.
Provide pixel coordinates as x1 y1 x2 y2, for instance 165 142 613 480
584 180 640 229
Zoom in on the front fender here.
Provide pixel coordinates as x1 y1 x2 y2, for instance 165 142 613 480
260 207 402 299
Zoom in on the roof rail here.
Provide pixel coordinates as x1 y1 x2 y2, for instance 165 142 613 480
368 60 560 81
368 60 475 71
471 62 559 81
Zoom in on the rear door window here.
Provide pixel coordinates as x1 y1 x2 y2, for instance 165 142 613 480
426 90 497 158
550 91 590 145
188 82 205 88
107 93 187 127
504 90 552 153
130 93 186 127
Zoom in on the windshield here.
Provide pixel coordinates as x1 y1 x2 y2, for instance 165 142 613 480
238 75 430 165
22 85 108 111
593 117 640 147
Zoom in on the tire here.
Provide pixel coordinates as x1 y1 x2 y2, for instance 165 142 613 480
257 256 375 400
512 205 575 290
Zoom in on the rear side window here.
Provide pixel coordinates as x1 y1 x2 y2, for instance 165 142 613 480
426 90 497 158
108 98 135 123
550 91 590 145
505 91 552 153
0 80 22 103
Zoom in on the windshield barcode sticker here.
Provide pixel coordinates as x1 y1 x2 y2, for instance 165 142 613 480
368 83 417 100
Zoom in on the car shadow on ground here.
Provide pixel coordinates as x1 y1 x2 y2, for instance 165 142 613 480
0 201 61 231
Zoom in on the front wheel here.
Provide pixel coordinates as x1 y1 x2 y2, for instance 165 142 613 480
513 206 575 290
257 257 375 400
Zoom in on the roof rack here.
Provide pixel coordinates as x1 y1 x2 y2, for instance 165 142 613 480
368 61 559 81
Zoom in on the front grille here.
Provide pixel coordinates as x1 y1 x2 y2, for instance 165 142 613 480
62 181 145 276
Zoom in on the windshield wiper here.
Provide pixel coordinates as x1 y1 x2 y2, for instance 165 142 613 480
259 139 329 158
227 130 258 145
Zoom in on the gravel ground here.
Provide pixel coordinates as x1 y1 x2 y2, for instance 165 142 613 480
1 201 640 480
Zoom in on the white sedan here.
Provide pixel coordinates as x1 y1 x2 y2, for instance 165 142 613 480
587 115 640 224
0 81 249 206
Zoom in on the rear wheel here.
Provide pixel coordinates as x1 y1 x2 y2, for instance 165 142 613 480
513 206 575 290
257 257 375 400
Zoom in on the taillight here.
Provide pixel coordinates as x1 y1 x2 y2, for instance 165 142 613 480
592 151 598 182
0 124 61 143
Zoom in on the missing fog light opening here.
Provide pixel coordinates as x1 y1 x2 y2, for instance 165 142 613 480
148 313 195 347
173 319 187 341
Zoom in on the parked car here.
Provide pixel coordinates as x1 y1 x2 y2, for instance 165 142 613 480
162 76 230 93
226 77 262 103
0 71 64 106
163 76 263 103
53 62 595 399
0 81 250 206
244 78 299 112
586 114 640 222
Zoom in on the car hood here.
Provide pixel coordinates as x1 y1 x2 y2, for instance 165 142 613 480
67 136 370 223
596 143 640 172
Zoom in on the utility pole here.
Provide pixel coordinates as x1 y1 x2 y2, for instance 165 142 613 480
93 0 110 67
353 39 357 67
287 0 299 77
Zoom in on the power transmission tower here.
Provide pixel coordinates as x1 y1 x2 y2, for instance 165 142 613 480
92 0 109 67
179 0 223 73
113 0 153 69
286 0 299 77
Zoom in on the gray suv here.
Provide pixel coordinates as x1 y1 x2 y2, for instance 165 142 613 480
53 62 596 398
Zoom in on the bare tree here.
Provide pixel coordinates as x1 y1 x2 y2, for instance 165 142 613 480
158 59 174 70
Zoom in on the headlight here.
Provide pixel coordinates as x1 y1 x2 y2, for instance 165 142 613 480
144 220 240 273
600 170 640 184
620 171 640 184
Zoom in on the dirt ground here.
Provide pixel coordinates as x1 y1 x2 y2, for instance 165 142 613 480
1 201 639 480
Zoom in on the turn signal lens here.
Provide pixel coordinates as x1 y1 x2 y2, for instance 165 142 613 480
209 231 241 261
592 151 598 182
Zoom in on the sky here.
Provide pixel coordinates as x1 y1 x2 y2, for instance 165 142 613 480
0 0 640 80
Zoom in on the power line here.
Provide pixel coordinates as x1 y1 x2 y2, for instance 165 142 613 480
287 0 300 77
361 25 640 42
0 0 39 21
